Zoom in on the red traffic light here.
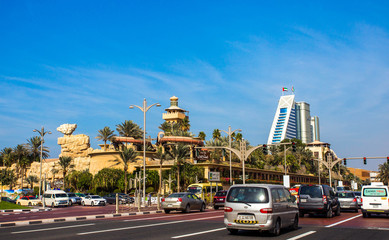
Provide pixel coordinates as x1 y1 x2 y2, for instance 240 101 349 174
363 157 367 165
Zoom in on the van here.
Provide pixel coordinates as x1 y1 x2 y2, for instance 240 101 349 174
224 184 298 236
361 183 389 217
42 190 69 207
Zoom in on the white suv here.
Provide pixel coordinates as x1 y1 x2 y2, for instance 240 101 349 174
361 183 389 218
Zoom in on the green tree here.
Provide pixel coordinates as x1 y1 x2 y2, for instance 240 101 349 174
0 147 13 167
93 168 124 193
378 162 389 185
115 148 139 194
96 126 116 151
198 131 206 140
235 133 243 142
212 129 221 140
155 146 167 193
0 169 13 201
13 144 30 189
167 144 190 192
26 136 49 162
26 175 38 190
116 120 143 139
180 117 190 132
58 156 74 190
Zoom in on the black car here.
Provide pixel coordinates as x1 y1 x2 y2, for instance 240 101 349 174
1 196 16 204
298 184 340 218
103 193 132 204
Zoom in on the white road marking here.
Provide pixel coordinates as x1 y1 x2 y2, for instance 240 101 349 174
171 227 226 239
367 227 389 231
325 214 362 228
11 223 95 234
124 211 219 222
77 215 223 235
287 231 317 240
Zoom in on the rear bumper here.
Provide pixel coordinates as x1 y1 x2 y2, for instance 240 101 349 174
224 217 274 231
298 205 327 213
362 208 389 214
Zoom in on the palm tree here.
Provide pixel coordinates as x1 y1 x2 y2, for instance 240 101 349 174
116 120 143 139
26 136 49 162
13 144 30 189
378 162 389 185
26 175 38 189
167 144 190 192
0 147 13 167
180 117 190 132
198 131 206 140
155 146 167 194
116 148 138 194
235 132 243 142
96 126 116 151
58 156 74 190
212 129 221 140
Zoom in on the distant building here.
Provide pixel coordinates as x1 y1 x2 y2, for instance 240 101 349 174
267 94 320 144
162 96 188 123
347 167 379 182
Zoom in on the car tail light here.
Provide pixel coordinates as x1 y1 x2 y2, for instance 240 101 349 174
260 208 273 213
161 198 165 202
322 195 327 204
353 198 357 202
177 198 182 202
361 198 363 203
224 207 233 212
296 195 299 204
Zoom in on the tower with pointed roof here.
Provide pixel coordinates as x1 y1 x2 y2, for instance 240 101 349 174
162 96 188 123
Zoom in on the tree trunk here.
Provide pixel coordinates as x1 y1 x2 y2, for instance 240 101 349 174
63 171 66 190
124 172 127 194
177 164 180 193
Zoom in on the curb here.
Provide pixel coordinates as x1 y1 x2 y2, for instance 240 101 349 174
1 208 52 213
0 210 163 228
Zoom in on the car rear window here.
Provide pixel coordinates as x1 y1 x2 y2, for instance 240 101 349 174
55 194 67 198
299 186 322 198
337 192 355 198
215 191 227 196
354 192 361 197
226 187 269 203
168 193 185 198
363 188 387 197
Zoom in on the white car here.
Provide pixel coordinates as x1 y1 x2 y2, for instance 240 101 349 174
82 195 107 206
361 183 389 218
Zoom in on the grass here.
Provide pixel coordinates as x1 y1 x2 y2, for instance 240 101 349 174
0 201 31 210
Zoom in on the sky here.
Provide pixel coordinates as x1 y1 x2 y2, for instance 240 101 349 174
0 1 388 171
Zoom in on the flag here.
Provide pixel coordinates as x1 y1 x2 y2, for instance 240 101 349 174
291 86 295 92
282 87 288 91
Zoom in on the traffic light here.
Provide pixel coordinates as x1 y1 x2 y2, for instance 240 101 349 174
262 144 268 155
292 142 296 152
343 158 347 165
363 157 367 165
387 157 389 164
222 148 226 157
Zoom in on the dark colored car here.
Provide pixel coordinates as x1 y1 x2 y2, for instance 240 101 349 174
67 192 82 205
1 196 16 204
337 191 358 212
103 193 132 204
213 190 227 210
298 184 340 218
117 193 135 203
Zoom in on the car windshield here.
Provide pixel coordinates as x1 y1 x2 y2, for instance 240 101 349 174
68 193 76 197
354 192 361 196
226 187 269 203
215 191 227 196
363 188 387 197
91 196 101 199
299 186 322 198
55 194 67 198
168 193 186 198
337 192 354 198
28 196 37 199
188 187 202 194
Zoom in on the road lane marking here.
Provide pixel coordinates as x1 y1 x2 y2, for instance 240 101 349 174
325 214 362 228
171 227 225 238
287 231 316 240
11 223 95 234
77 215 223 235
124 211 221 222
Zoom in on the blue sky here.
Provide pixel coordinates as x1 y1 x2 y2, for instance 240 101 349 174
1 1 388 171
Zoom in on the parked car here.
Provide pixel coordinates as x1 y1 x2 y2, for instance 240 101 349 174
103 193 131 204
289 185 300 196
337 191 358 212
161 192 206 213
213 190 227 210
224 184 298 236
42 190 69 207
298 184 340 218
16 196 42 206
117 193 135 203
336 186 350 192
354 191 362 208
82 195 107 206
67 192 82 205
1 196 16 204
361 183 389 218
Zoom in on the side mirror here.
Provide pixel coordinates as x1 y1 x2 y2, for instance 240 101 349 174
291 195 296 202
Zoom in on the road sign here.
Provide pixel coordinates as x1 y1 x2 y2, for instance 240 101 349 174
283 175 290 188
209 172 220 181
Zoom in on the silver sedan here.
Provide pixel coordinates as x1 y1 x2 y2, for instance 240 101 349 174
161 192 206 213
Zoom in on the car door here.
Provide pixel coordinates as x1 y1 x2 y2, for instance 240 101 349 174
276 188 289 227
191 194 201 209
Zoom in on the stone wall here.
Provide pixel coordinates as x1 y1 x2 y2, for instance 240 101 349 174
57 134 92 158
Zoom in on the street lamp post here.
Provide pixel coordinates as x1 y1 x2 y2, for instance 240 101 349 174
33 127 51 200
219 126 241 185
130 98 160 206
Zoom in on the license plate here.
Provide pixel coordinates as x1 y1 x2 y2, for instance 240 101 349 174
301 199 307 202
237 215 255 221
168 204 172 207
219 198 224 201
373 205 378 208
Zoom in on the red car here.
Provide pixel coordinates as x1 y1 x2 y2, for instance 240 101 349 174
213 190 227 210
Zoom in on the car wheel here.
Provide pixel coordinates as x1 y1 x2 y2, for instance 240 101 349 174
82 201 85 206
299 211 304 217
214 206 219 210
183 204 190 213
200 204 206 212
335 206 341 216
354 208 358 213
28 202 32 206
164 209 170 214
228 229 238 235
271 219 281 236
362 212 367 218
291 215 299 230
103 202 106 206
326 207 333 218
91 202 94 206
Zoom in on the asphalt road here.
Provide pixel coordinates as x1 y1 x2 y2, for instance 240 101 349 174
1 209 389 240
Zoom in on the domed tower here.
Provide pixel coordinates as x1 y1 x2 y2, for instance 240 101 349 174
162 96 188 123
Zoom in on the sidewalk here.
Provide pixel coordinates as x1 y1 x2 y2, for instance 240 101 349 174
0 205 162 228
